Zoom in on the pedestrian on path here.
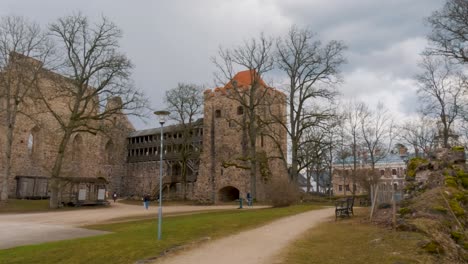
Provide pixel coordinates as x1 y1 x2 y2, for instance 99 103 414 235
246 192 252 207
143 194 150 210
112 192 117 203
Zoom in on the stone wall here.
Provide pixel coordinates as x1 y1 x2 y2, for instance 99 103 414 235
195 81 288 203
0 59 133 198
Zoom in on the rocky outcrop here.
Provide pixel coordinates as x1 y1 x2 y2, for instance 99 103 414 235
398 147 467 263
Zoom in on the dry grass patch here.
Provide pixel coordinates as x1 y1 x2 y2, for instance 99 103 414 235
278 209 437 264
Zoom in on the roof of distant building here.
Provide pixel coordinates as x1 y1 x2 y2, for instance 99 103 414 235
128 118 203 138
333 153 408 166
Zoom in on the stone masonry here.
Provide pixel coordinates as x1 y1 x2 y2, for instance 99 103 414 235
0 55 133 199
1 55 288 204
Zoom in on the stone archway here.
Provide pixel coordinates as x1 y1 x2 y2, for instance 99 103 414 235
218 186 240 202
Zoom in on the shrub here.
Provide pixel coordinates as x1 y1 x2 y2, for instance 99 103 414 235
451 146 465 152
398 207 412 215
266 177 300 207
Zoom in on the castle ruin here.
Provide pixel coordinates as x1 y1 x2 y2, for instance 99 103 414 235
0 55 288 204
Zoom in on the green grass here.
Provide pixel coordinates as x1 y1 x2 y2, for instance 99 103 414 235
0 204 322 264
278 210 436 264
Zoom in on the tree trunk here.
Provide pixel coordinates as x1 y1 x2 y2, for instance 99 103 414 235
49 129 72 209
290 139 299 183
249 109 257 199
1 97 18 202
1 126 14 201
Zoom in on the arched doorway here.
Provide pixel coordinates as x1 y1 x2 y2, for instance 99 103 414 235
218 186 240 202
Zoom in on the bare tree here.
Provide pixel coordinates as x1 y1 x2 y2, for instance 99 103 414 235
165 83 203 200
299 121 334 194
416 55 465 148
332 115 352 195
343 101 367 195
359 102 395 208
427 0 468 64
40 14 147 208
398 116 437 157
360 102 395 170
275 26 346 183
0 16 51 202
212 34 275 199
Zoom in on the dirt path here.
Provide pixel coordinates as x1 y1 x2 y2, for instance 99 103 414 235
0 202 262 249
153 207 334 264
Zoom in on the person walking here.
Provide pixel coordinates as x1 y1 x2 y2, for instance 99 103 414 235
143 194 149 210
246 192 252 207
112 192 117 203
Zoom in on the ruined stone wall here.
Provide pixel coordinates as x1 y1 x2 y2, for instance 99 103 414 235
124 161 196 200
195 86 288 203
0 64 133 198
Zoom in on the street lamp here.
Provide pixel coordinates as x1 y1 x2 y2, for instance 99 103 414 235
154 110 170 240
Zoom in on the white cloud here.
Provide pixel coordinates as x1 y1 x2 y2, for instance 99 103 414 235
1 0 446 129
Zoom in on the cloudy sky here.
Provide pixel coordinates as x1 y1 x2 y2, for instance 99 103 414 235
2 0 445 129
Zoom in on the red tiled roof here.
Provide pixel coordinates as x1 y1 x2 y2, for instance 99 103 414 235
224 69 267 89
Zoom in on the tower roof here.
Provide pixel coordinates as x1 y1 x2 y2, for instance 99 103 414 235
226 69 267 88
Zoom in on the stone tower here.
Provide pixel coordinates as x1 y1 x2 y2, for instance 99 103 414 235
194 70 288 203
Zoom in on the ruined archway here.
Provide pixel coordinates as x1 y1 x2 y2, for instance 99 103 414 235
218 186 240 202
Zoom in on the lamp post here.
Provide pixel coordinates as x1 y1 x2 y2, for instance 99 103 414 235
154 110 170 240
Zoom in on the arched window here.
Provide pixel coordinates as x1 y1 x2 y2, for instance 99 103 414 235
28 126 40 157
237 106 244 115
27 134 34 155
72 134 83 161
105 140 115 164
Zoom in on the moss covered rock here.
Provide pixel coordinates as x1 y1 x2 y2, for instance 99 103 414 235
422 241 444 254
407 157 429 178
431 205 447 214
445 176 458 188
399 207 412 216
449 199 465 217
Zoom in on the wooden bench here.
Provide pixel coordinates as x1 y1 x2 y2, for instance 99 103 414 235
335 197 354 220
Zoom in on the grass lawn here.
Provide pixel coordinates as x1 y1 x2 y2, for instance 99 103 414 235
278 209 437 264
0 204 322 264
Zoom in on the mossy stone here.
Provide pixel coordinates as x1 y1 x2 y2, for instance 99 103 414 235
450 231 463 243
449 199 465 217
422 241 444 254
407 157 428 178
431 205 447 214
445 176 458 188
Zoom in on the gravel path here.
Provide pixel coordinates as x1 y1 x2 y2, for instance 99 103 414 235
0 202 260 249
153 207 334 264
